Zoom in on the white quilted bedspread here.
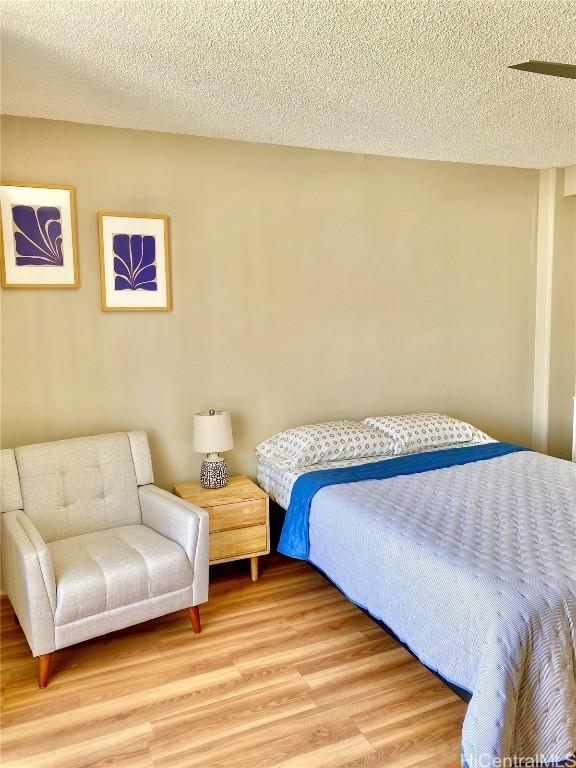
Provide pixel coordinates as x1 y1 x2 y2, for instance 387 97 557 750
302 451 576 766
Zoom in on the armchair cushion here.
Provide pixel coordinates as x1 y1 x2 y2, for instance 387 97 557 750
49 525 193 625
15 434 142 542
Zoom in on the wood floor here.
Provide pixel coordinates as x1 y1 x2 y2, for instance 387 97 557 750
0 556 466 768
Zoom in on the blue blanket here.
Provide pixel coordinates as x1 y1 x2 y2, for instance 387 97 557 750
278 442 529 560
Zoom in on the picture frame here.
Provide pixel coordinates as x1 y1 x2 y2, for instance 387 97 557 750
98 212 171 312
0 182 79 288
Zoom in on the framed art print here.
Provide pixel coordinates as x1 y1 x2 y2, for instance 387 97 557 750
0 182 79 288
98 212 171 311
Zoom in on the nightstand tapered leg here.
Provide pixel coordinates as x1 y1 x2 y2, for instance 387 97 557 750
250 556 259 581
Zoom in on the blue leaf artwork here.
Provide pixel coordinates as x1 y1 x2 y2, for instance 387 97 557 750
112 234 157 291
12 205 63 266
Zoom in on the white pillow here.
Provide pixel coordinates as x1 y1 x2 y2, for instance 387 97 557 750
363 413 492 455
256 420 396 469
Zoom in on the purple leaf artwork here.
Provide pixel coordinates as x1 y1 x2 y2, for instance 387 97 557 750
112 234 157 291
12 205 63 266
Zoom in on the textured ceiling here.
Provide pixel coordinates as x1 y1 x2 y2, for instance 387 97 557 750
1 0 575 168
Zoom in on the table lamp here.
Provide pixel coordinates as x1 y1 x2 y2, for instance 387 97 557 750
193 409 234 488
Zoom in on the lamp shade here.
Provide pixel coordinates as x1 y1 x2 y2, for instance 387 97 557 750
193 410 233 454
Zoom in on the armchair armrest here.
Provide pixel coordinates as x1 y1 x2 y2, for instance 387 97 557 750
139 485 209 605
1 511 56 656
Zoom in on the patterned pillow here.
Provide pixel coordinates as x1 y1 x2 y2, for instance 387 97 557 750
363 413 492 455
256 420 396 468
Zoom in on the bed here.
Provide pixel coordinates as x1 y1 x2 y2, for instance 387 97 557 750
256 420 576 768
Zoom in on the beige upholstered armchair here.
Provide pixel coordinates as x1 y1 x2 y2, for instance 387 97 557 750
1 431 209 688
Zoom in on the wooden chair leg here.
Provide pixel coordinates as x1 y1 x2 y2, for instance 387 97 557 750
187 605 201 634
37 653 52 688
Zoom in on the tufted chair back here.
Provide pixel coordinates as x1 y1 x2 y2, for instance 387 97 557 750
1 432 154 542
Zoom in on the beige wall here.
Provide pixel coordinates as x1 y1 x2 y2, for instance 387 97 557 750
1 117 539 489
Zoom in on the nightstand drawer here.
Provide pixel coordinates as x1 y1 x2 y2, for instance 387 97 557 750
209 524 268 562
207 499 266 533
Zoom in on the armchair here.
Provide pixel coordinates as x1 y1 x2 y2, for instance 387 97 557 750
1 431 209 687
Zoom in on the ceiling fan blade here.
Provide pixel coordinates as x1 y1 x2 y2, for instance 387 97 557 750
509 60 576 79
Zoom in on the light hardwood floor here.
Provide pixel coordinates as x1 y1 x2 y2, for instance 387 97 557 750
0 556 466 768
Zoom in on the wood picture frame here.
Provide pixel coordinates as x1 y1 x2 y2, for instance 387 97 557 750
0 182 79 288
97 212 171 312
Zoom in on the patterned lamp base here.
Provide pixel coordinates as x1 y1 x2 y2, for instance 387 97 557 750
200 457 229 489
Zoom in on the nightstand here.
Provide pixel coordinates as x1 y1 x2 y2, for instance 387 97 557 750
173 476 270 581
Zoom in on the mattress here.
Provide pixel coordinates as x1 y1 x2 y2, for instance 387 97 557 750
258 446 576 767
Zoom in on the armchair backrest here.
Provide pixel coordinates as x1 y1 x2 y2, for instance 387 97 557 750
1 431 154 542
